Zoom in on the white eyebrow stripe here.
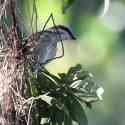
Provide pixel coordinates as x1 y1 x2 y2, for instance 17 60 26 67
101 0 110 17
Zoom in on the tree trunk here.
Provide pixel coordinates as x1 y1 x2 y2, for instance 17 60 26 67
0 0 29 124
0 30 27 125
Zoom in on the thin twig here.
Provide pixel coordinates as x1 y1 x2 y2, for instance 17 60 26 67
27 99 33 125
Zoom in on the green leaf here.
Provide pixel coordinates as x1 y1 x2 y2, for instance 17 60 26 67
67 64 82 76
62 0 76 13
50 106 64 125
66 96 88 125
64 114 72 125
41 68 61 84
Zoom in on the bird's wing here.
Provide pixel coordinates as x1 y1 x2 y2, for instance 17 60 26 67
25 25 76 69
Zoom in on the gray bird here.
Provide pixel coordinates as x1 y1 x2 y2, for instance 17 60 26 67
24 25 76 71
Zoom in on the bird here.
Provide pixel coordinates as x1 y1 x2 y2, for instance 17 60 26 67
23 25 76 71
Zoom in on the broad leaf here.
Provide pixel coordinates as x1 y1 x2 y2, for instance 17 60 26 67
62 0 76 13
65 96 88 125
64 114 72 125
50 106 65 125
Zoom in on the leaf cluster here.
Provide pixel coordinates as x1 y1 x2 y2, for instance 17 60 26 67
27 64 100 125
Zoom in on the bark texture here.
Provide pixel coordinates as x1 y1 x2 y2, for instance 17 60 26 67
0 0 28 124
